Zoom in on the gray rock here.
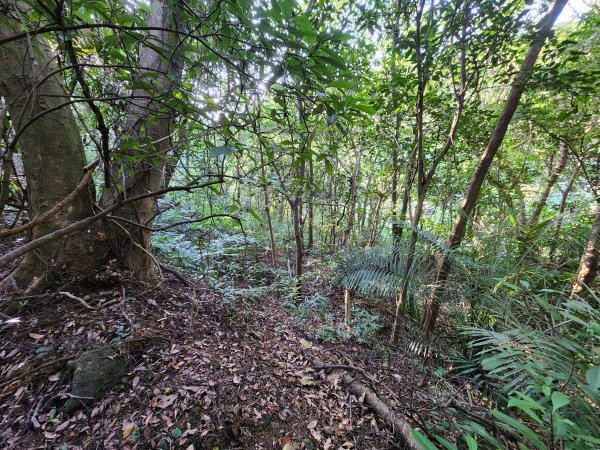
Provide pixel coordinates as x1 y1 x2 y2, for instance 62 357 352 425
63 346 126 415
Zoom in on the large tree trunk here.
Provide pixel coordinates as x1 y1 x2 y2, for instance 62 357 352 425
101 0 184 280
0 0 184 291
421 0 569 333
570 202 600 298
0 12 103 291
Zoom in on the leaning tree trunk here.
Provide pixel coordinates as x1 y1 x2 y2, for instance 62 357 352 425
570 202 600 298
0 13 103 292
528 141 569 226
421 0 569 334
101 0 184 280
550 164 580 259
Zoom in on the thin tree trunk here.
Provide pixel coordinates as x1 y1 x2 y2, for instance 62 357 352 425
255 114 278 271
390 0 402 243
529 141 569 225
343 143 361 247
344 288 353 327
307 158 314 251
368 190 386 246
391 0 470 343
421 0 568 333
570 202 600 298
550 164 579 259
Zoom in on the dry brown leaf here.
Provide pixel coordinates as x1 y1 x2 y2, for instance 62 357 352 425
156 394 178 409
47 373 60 382
122 421 136 439
28 333 44 340
299 338 312 349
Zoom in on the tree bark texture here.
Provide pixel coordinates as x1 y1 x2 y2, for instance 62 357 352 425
570 202 600 298
0 11 104 290
101 0 184 279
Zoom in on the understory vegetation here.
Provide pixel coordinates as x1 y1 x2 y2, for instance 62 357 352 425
0 0 599 448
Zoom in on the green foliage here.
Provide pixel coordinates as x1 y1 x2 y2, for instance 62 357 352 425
314 308 382 344
451 288 600 449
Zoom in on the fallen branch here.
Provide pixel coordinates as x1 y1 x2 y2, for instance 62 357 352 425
0 177 223 269
0 159 99 239
159 263 190 286
59 291 121 311
314 364 377 384
312 357 421 450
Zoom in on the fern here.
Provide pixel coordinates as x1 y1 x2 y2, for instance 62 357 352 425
457 288 600 449
336 223 483 314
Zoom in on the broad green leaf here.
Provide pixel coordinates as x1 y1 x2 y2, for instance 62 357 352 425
586 366 600 392
551 391 570 413
410 429 438 450
327 80 354 90
210 146 237 157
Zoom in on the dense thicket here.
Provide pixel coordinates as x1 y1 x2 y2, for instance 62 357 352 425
1 0 598 447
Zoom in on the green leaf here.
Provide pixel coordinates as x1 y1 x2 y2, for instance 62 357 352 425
410 429 438 450
171 427 183 438
491 410 547 450
551 391 570 413
327 80 354 90
354 103 376 114
292 15 313 33
247 207 262 223
210 146 237 157
508 394 544 424
434 435 458 450
586 366 600 392
279 0 293 19
464 435 478 450
542 385 551 396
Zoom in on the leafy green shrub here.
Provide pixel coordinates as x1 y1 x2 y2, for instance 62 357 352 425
428 288 600 450
313 308 382 344
153 231 202 272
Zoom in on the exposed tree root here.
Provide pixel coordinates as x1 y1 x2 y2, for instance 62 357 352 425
312 357 422 450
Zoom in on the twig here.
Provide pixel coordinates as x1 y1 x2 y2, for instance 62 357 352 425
59 291 95 309
0 355 71 390
159 263 190 286
59 291 121 311
0 160 99 239
314 364 378 384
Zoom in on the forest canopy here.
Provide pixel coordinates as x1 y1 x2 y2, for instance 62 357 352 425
0 0 599 448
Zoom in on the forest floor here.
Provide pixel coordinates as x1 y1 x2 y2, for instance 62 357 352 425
0 252 462 450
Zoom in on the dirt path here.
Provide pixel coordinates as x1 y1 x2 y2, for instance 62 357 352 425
1 269 408 449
